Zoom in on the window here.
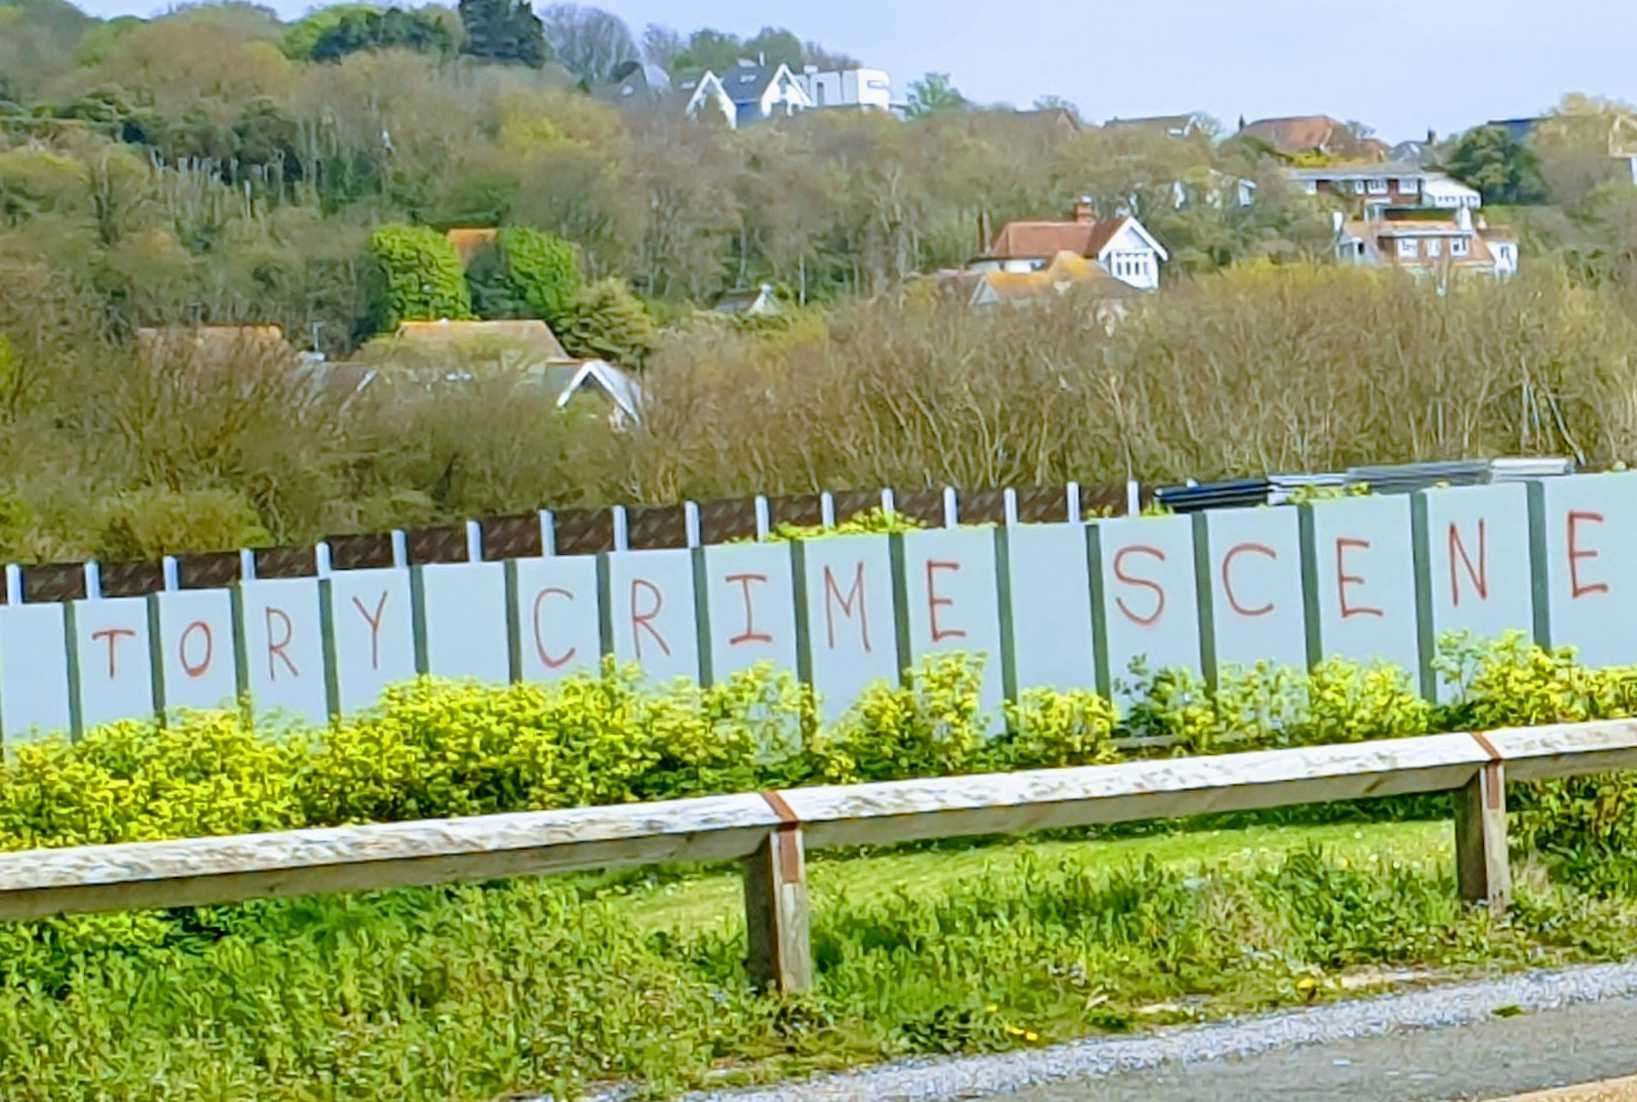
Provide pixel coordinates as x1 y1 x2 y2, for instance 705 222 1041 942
1400 177 1421 194
1352 180 1366 195
1397 238 1418 259
1367 177 1389 194
1451 237 1470 257
1303 180 1318 195
1428 238 1442 257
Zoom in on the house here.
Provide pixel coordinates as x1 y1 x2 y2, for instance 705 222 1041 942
713 284 781 318
591 61 673 108
1173 171 1257 210
385 319 570 363
540 359 644 427
305 357 643 427
1105 112 1209 139
677 71 738 127
1487 117 1546 142
970 199 1170 291
1237 115 1388 161
1286 163 1481 218
795 66 893 112
1333 207 1518 281
679 60 813 129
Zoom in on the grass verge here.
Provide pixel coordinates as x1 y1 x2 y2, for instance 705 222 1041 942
5 818 1637 1100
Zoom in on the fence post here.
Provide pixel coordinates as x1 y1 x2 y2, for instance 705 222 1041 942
744 792 813 994
1454 758 1510 917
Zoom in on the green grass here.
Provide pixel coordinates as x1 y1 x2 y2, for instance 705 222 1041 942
614 819 1454 935
2 815 1635 1101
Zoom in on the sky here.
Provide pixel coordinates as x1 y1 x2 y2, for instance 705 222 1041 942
76 0 1637 141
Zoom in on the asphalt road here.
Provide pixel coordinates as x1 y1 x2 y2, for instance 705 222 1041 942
999 994 1637 1102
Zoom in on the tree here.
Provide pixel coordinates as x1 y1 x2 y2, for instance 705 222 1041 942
906 73 966 118
367 224 473 332
741 26 802 69
640 23 683 70
671 28 743 74
559 277 656 366
468 226 581 323
310 8 453 62
458 0 548 67
1033 95 1080 121
539 4 638 84
801 40 858 70
1442 126 1548 205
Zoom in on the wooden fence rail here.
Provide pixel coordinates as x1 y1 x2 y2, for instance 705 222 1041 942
2 719 1637 992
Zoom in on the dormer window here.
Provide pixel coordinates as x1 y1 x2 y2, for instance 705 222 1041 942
1451 237 1470 257
1367 178 1388 194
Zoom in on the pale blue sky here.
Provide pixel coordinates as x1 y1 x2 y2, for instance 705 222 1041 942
75 0 1636 140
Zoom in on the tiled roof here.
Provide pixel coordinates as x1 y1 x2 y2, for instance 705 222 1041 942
446 228 497 266
985 216 1129 260
1239 115 1345 152
1286 161 1428 179
392 319 568 360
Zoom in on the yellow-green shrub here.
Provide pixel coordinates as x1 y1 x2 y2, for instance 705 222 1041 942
1292 658 1430 745
1000 688 1119 769
0 711 303 850
812 652 988 783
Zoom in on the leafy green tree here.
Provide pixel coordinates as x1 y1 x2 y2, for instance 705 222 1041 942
906 73 966 118
1443 126 1548 205
280 4 376 60
469 226 581 323
671 28 742 74
559 277 655 366
367 223 473 333
458 0 548 67
310 8 453 62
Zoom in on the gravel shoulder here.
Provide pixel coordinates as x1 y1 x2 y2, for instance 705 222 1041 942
644 960 1637 1102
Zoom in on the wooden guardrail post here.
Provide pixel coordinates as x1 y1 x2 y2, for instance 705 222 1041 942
1454 738 1511 917
745 792 813 994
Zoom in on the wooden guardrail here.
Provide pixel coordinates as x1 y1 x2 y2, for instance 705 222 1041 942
1 720 1636 993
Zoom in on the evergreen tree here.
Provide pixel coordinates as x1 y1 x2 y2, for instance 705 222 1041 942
458 0 548 68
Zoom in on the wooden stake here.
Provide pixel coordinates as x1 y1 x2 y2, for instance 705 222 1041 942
744 792 813 994
1454 756 1510 917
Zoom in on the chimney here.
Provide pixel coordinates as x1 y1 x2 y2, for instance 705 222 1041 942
978 209 993 253
1456 205 1473 231
1072 197 1095 224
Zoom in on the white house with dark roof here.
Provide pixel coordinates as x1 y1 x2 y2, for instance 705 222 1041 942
677 71 738 126
676 61 814 129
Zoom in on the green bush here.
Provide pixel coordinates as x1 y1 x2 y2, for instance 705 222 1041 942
558 277 657 367
91 486 272 560
467 226 581 325
366 223 474 333
812 653 989 784
0 712 303 850
6 635 1637 867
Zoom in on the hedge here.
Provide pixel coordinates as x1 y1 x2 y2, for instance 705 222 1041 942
2 632 1635 860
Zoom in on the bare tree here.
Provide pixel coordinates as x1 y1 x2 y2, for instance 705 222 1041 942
539 3 639 85
641 23 684 70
